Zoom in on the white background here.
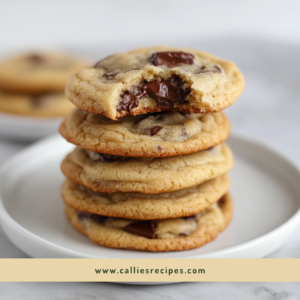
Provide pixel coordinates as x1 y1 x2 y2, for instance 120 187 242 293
1 0 300 298
1 0 300 53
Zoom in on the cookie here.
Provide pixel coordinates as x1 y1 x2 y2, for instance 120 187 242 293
59 108 230 157
65 193 232 252
61 144 233 194
62 174 229 219
0 91 75 117
65 46 244 120
0 52 87 93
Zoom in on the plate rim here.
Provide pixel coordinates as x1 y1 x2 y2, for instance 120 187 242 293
0 112 64 141
1 132 300 258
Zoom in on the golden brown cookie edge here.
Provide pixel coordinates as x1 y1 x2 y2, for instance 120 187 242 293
65 193 232 252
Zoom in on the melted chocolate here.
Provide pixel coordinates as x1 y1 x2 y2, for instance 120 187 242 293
77 211 91 220
150 126 163 136
184 215 197 221
118 91 140 112
195 65 222 74
123 221 156 239
150 51 194 68
179 232 188 237
78 211 105 223
118 77 190 112
97 153 129 163
181 124 187 136
103 72 119 79
217 195 226 208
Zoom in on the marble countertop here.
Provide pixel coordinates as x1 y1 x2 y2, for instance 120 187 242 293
1 38 300 296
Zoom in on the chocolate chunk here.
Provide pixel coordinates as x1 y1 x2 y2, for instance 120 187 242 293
179 232 188 237
184 215 197 221
150 126 163 136
217 195 226 208
118 76 190 112
150 51 194 68
144 77 190 107
157 145 162 151
77 211 104 223
27 54 46 64
97 153 129 163
181 124 187 136
118 90 141 112
103 72 119 79
123 221 156 239
213 65 222 73
78 211 92 220
90 214 105 223
195 65 222 74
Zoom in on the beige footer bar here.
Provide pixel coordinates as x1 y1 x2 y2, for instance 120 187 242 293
0 259 299 282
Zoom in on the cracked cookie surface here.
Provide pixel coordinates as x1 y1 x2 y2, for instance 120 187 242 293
61 144 233 194
60 109 230 157
65 46 244 120
62 174 229 219
65 193 232 251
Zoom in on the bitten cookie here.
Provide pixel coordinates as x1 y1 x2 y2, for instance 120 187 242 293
65 46 244 120
0 52 87 93
61 144 233 194
0 91 75 117
62 174 230 219
60 108 230 157
65 193 232 252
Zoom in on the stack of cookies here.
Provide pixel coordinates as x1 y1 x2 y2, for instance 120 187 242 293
60 47 244 252
0 52 86 117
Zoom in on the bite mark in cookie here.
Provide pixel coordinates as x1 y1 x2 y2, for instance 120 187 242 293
118 76 190 113
65 46 244 119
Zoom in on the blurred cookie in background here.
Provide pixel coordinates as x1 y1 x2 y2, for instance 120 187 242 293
0 91 75 117
0 51 87 94
0 51 89 140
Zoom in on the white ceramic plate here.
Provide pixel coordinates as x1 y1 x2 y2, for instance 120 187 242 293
0 133 300 259
0 112 63 141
